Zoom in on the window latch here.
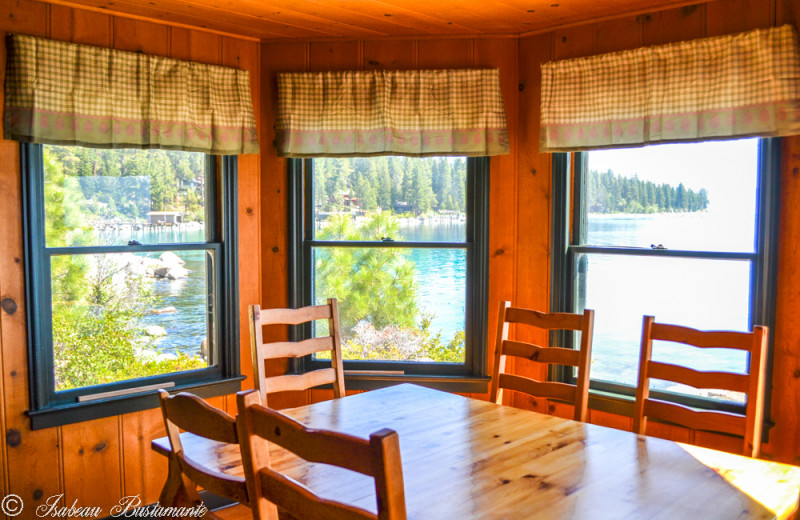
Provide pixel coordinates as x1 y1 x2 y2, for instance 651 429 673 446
650 244 667 250
381 237 394 242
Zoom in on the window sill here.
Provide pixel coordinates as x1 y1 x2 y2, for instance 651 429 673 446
343 374 490 394
27 376 244 430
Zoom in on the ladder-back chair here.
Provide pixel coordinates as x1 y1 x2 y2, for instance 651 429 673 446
490 301 595 422
632 315 768 458
248 298 345 407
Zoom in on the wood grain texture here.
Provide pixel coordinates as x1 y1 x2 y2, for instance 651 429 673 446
363 40 416 69
257 40 306 411
514 32 553 408
158 385 800 519
221 34 261 414
62 416 123 512
474 38 519 403
642 3 706 46
595 16 643 54
113 16 169 55
35 0 742 40
121 408 168 505
0 4 64 509
309 41 361 71
767 134 800 465
417 39 473 69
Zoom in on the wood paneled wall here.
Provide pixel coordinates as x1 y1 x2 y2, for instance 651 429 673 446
0 1 261 514
2 0 800 515
263 0 800 466
509 0 800 465
259 37 521 408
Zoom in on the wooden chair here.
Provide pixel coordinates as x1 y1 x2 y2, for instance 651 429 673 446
236 390 407 520
248 298 345 407
490 301 595 422
632 316 768 458
157 390 250 518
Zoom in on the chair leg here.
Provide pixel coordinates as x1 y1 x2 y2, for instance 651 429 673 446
159 456 202 511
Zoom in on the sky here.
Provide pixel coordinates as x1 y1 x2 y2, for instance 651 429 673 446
587 138 760 215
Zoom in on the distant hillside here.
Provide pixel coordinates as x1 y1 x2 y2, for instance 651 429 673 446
587 169 709 214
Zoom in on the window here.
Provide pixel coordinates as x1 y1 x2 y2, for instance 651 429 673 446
24 144 241 428
290 157 489 390
553 138 779 412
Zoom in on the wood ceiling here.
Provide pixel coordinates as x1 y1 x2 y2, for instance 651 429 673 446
43 0 710 40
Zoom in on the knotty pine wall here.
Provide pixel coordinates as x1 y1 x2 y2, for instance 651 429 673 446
508 0 800 465
3 0 800 515
266 0 800 465
0 0 262 514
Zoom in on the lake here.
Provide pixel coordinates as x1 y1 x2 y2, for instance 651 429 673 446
130 211 752 399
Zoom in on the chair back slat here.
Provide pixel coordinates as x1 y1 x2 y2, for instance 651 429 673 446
650 322 755 350
260 337 335 360
634 316 768 458
258 304 332 326
498 374 577 403
236 390 407 520
642 399 747 437
160 392 238 444
248 403 375 475
259 470 375 520
262 368 338 395
502 340 581 367
505 307 586 331
249 299 345 407
647 361 750 394
490 301 595 422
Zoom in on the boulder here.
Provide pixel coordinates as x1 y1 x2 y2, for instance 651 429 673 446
144 325 167 337
159 251 185 267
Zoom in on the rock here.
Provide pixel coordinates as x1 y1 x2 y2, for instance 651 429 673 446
149 306 177 314
166 266 190 280
144 325 167 337
159 251 185 267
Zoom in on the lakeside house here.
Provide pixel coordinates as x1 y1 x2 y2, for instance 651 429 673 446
146 211 183 225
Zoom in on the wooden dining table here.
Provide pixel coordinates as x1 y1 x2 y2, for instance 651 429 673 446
153 383 800 519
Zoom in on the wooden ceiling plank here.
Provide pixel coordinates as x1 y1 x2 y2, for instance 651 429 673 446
172 0 392 37
43 0 334 39
342 0 483 34
413 0 542 32
228 0 451 36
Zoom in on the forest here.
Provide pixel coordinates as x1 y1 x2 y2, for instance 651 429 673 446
44 145 207 224
314 156 467 215
586 169 709 214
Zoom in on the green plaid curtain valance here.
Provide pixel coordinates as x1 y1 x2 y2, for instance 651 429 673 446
540 24 800 152
276 69 509 157
4 34 259 155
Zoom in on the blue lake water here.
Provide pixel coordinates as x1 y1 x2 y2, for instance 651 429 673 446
125 212 753 396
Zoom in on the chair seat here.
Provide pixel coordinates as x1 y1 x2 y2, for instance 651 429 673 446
153 433 244 478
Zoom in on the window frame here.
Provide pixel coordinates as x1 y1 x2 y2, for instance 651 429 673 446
551 139 781 420
22 144 243 429
288 157 490 393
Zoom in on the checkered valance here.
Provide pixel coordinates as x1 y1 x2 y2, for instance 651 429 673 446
540 25 800 152
276 69 509 157
4 34 259 155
